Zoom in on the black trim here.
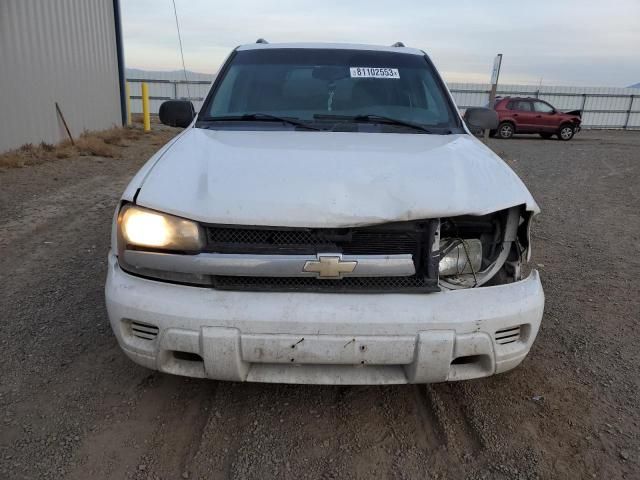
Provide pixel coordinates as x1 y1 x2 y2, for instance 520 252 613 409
196 49 239 124
118 217 441 294
119 263 215 289
203 220 437 254
210 274 439 294
421 53 464 131
201 220 440 293
112 0 127 126
118 264 439 294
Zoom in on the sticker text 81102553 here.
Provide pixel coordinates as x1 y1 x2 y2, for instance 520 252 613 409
350 67 400 79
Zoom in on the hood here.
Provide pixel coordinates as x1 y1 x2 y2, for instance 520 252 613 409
563 109 582 118
135 128 539 228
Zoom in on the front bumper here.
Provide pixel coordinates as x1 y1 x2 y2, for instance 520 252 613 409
105 253 544 385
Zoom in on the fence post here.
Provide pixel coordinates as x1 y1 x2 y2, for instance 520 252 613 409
173 81 178 100
623 95 634 130
580 93 587 112
484 54 502 140
125 82 132 126
141 82 151 132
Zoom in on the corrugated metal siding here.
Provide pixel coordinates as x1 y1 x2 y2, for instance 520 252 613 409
125 69 214 114
447 82 640 129
0 0 121 152
124 70 640 129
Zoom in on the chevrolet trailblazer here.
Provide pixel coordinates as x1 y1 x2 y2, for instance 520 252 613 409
105 41 544 384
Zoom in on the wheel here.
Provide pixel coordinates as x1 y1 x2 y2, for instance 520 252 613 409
539 133 553 139
558 124 575 141
497 122 514 139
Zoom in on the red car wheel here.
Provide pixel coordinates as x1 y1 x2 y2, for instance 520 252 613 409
558 125 575 141
498 122 514 139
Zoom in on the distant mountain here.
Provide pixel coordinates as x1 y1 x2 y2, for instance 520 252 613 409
629 83 640 88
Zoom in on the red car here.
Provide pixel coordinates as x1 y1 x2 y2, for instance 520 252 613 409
492 97 581 140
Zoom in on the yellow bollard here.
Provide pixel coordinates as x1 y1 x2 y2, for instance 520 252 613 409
141 82 151 132
125 82 132 126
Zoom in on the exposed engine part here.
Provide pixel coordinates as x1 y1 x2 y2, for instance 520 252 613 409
439 206 524 289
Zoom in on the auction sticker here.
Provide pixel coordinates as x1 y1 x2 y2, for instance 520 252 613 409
350 67 400 79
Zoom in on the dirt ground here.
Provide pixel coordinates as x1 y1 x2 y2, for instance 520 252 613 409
0 128 638 480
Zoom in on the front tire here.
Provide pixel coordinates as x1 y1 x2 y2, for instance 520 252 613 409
558 125 575 141
497 122 514 139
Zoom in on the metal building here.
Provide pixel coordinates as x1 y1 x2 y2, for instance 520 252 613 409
0 0 126 153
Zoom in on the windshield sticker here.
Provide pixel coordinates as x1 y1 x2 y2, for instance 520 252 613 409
350 67 400 79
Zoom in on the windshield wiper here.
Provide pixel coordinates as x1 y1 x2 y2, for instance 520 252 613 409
201 113 322 131
314 114 433 134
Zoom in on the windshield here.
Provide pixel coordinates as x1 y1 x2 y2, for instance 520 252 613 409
199 48 461 133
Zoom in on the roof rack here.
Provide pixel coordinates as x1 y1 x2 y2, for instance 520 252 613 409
391 42 405 47
256 38 268 44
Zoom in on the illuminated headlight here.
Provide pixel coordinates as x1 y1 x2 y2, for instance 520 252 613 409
119 204 204 251
439 239 482 276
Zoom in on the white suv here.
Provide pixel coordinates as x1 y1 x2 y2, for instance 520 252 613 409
105 41 544 384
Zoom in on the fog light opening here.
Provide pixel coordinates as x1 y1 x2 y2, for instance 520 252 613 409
172 351 203 363
451 354 485 365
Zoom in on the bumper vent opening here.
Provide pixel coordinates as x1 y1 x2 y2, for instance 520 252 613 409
130 321 159 341
495 326 521 345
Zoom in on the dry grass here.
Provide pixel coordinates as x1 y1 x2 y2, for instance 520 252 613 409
0 126 145 169
95 126 142 146
131 113 162 125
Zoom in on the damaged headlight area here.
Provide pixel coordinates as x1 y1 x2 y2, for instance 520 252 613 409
113 202 535 291
438 206 532 289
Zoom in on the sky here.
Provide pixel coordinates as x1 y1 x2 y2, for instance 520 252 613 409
121 0 640 87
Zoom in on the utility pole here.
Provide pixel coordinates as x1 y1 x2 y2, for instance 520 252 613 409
484 53 502 140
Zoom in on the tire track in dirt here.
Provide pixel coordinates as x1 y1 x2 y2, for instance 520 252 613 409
412 385 446 450
424 384 484 456
184 383 459 480
69 374 218 480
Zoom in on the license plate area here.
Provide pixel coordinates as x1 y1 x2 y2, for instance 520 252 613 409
241 334 415 365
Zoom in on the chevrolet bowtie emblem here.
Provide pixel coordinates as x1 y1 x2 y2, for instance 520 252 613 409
303 255 357 279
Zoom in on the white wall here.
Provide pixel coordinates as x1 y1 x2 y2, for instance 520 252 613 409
0 0 122 152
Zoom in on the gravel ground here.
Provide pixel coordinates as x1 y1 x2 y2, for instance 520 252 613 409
0 128 638 479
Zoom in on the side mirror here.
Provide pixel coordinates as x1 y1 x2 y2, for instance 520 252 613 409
464 107 499 130
159 100 195 128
